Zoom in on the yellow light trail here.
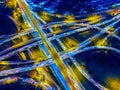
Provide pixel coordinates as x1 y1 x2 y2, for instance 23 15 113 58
17 0 81 89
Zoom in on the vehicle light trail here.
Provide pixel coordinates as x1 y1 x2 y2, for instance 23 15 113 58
17 0 82 89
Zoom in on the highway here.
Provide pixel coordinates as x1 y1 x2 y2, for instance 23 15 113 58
0 0 120 89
